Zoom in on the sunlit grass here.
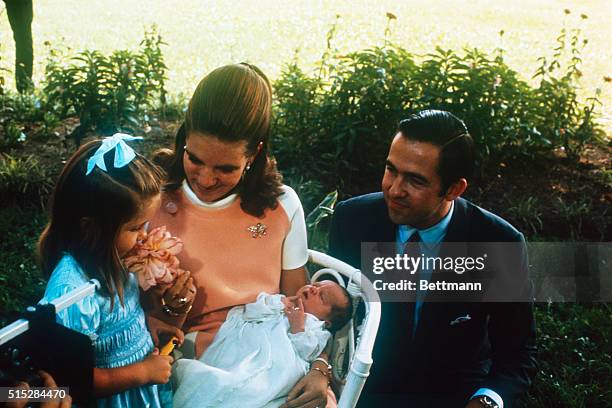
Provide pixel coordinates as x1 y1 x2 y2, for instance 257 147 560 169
1 0 610 130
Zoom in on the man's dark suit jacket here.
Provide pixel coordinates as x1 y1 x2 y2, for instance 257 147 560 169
329 193 537 407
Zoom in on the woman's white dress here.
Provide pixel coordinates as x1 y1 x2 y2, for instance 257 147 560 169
172 292 331 408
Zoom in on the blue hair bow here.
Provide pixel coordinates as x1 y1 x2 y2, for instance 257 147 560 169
86 133 143 175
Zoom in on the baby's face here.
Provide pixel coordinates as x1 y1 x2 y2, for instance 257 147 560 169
296 280 346 322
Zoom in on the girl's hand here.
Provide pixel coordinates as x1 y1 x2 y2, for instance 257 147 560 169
285 297 305 334
162 269 196 311
141 348 173 384
146 314 185 346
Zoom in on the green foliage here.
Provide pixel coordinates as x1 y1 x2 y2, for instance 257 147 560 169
553 196 592 240
272 23 603 195
273 44 417 194
0 154 54 209
533 26 605 161
524 303 611 408
305 190 338 251
0 90 45 147
506 196 544 235
43 26 168 144
0 206 47 326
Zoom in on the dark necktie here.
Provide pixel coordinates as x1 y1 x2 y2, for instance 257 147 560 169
404 232 422 338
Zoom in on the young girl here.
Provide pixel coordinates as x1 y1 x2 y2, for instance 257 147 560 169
172 280 353 408
38 134 184 407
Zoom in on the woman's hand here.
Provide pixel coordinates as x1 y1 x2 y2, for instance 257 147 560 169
162 269 196 312
285 297 306 334
141 348 173 384
281 368 329 408
146 314 185 346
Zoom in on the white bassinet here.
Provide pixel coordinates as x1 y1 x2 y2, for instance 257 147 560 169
308 250 380 408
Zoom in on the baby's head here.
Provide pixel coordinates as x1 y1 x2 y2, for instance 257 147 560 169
296 280 353 333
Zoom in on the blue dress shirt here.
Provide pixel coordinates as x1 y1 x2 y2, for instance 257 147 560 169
395 201 504 408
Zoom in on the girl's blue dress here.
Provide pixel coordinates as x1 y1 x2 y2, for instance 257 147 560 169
41 254 172 408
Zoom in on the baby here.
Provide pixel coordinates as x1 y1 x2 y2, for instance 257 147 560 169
173 280 353 408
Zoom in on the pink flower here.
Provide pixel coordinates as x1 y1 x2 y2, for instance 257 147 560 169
123 226 184 291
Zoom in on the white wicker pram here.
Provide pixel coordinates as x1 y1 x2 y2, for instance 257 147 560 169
307 250 381 408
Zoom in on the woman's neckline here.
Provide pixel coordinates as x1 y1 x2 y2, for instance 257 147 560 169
181 180 238 209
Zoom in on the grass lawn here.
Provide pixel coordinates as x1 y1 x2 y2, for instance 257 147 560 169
1 0 611 131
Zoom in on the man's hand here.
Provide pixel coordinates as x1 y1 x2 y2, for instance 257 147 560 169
280 368 328 408
6 371 72 408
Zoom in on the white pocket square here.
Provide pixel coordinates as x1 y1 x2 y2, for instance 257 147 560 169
450 314 471 326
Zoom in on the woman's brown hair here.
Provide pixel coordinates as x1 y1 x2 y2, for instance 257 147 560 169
38 139 164 307
154 63 283 217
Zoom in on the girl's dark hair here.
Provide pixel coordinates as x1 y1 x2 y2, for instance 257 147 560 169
38 139 164 308
398 109 475 195
153 63 283 217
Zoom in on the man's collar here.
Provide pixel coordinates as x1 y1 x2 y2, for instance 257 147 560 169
398 200 455 246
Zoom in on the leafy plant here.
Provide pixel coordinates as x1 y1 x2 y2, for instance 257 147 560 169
305 190 338 251
0 154 54 209
0 90 45 146
272 16 602 196
0 206 47 326
522 303 612 408
532 13 605 161
506 196 544 235
43 26 168 145
553 196 591 240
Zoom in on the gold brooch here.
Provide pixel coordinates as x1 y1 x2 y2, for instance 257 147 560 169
247 223 267 238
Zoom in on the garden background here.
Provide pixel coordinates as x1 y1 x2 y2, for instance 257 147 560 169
1 1 610 407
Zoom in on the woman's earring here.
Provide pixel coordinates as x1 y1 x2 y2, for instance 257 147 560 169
241 163 251 181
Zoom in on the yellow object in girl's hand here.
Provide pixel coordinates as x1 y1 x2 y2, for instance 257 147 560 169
160 336 179 356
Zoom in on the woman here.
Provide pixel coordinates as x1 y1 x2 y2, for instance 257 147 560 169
149 63 334 408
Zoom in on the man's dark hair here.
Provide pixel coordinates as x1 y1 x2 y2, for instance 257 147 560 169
398 109 475 194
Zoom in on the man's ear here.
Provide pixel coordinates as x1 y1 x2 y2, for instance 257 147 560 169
443 178 468 201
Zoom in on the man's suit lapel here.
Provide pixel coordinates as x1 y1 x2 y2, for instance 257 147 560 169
444 197 470 243
372 194 396 242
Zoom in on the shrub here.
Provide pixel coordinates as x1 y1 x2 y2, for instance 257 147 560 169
43 26 168 145
0 206 47 326
272 21 603 196
0 154 53 208
523 303 611 408
0 90 45 147
532 23 606 161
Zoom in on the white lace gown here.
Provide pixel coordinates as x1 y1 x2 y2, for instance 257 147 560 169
172 292 331 408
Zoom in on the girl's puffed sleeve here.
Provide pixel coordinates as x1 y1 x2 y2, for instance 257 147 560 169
41 255 101 337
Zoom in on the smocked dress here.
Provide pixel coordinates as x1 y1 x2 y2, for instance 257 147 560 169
172 292 331 408
41 254 172 408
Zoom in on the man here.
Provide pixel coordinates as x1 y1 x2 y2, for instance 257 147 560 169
329 110 536 407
